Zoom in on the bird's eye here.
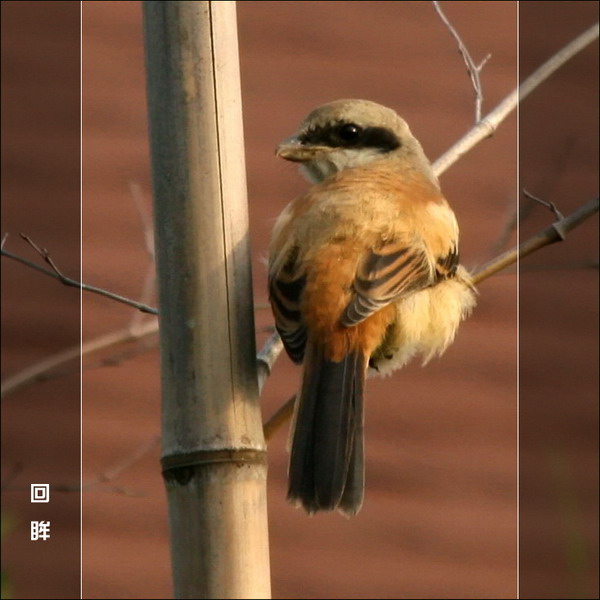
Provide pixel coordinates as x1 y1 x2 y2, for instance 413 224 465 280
337 123 362 142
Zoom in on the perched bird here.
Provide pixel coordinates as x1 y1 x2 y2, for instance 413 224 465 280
268 99 476 516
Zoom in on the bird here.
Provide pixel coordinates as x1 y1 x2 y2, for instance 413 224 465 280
268 99 476 516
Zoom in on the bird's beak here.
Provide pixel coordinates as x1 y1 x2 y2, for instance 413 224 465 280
276 137 329 162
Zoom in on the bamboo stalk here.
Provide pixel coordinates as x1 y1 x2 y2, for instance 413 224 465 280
143 2 271 598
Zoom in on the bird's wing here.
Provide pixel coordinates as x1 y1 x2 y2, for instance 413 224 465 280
269 245 307 364
341 237 435 327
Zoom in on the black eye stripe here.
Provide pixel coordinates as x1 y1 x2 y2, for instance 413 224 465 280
299 121 400 153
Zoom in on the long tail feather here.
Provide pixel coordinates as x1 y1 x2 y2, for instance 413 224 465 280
287 341 366 515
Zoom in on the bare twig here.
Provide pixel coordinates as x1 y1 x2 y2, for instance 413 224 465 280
490 186 566 256
432 1 490 122
2 436 160 497
86 336 159 370
128 181 158 331
83 435 161 490
2 314 274 401
128 264 157 329
523 189 565 221
264 394 295 441
55 436 160 496
128 181 155 260
2 231 269 332
434 22 599 175
490 201 519 255
1 235 159 315
20 233 76 282
472 197 599 284
1 320 159 397
257 332 285 394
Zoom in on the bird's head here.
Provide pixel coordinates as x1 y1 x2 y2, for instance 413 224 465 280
276 99 436 184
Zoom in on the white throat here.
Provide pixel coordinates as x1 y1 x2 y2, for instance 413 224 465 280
299 148 384 183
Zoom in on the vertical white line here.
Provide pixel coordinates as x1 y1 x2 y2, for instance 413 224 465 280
79 1 83 598
515 2 520 598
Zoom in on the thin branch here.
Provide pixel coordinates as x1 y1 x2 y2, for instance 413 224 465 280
489 200 519 255
432 1 489 122
433 22 599 175
86 337 159 370
128 264 157 329
522 188 565 221
83 435 161 490
1 310 273 400
53 435 160 497
2 233 271 329
264 394 295 441
2 436 160 497
128 181 155 260
262 197 600 439
257 332 285 394
1 320 159 398
490 186 567 256
128 181 158 331
472 197 599 285
1 235 159 315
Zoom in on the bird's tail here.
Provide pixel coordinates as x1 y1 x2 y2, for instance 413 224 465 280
287 340 366 516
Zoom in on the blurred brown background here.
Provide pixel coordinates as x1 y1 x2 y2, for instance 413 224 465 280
2 1 80 598
1 1 597 599
519 3 598 598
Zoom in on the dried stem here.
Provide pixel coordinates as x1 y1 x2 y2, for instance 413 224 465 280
1 320 159 398
433 22 599 175
257 332 285 394
472 197 599 285
263 394 295 441
1 234 158 315
2 307 271 400
47 436 160 496
489 201 519 255
128 181 157 331
491 185 569 256
432 1 489 122
522 188 565 221
128 181 155 260
2 435 160 497
83 435 160 490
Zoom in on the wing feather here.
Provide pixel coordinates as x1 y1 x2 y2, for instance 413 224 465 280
342 239 434 328
269 246 307 363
